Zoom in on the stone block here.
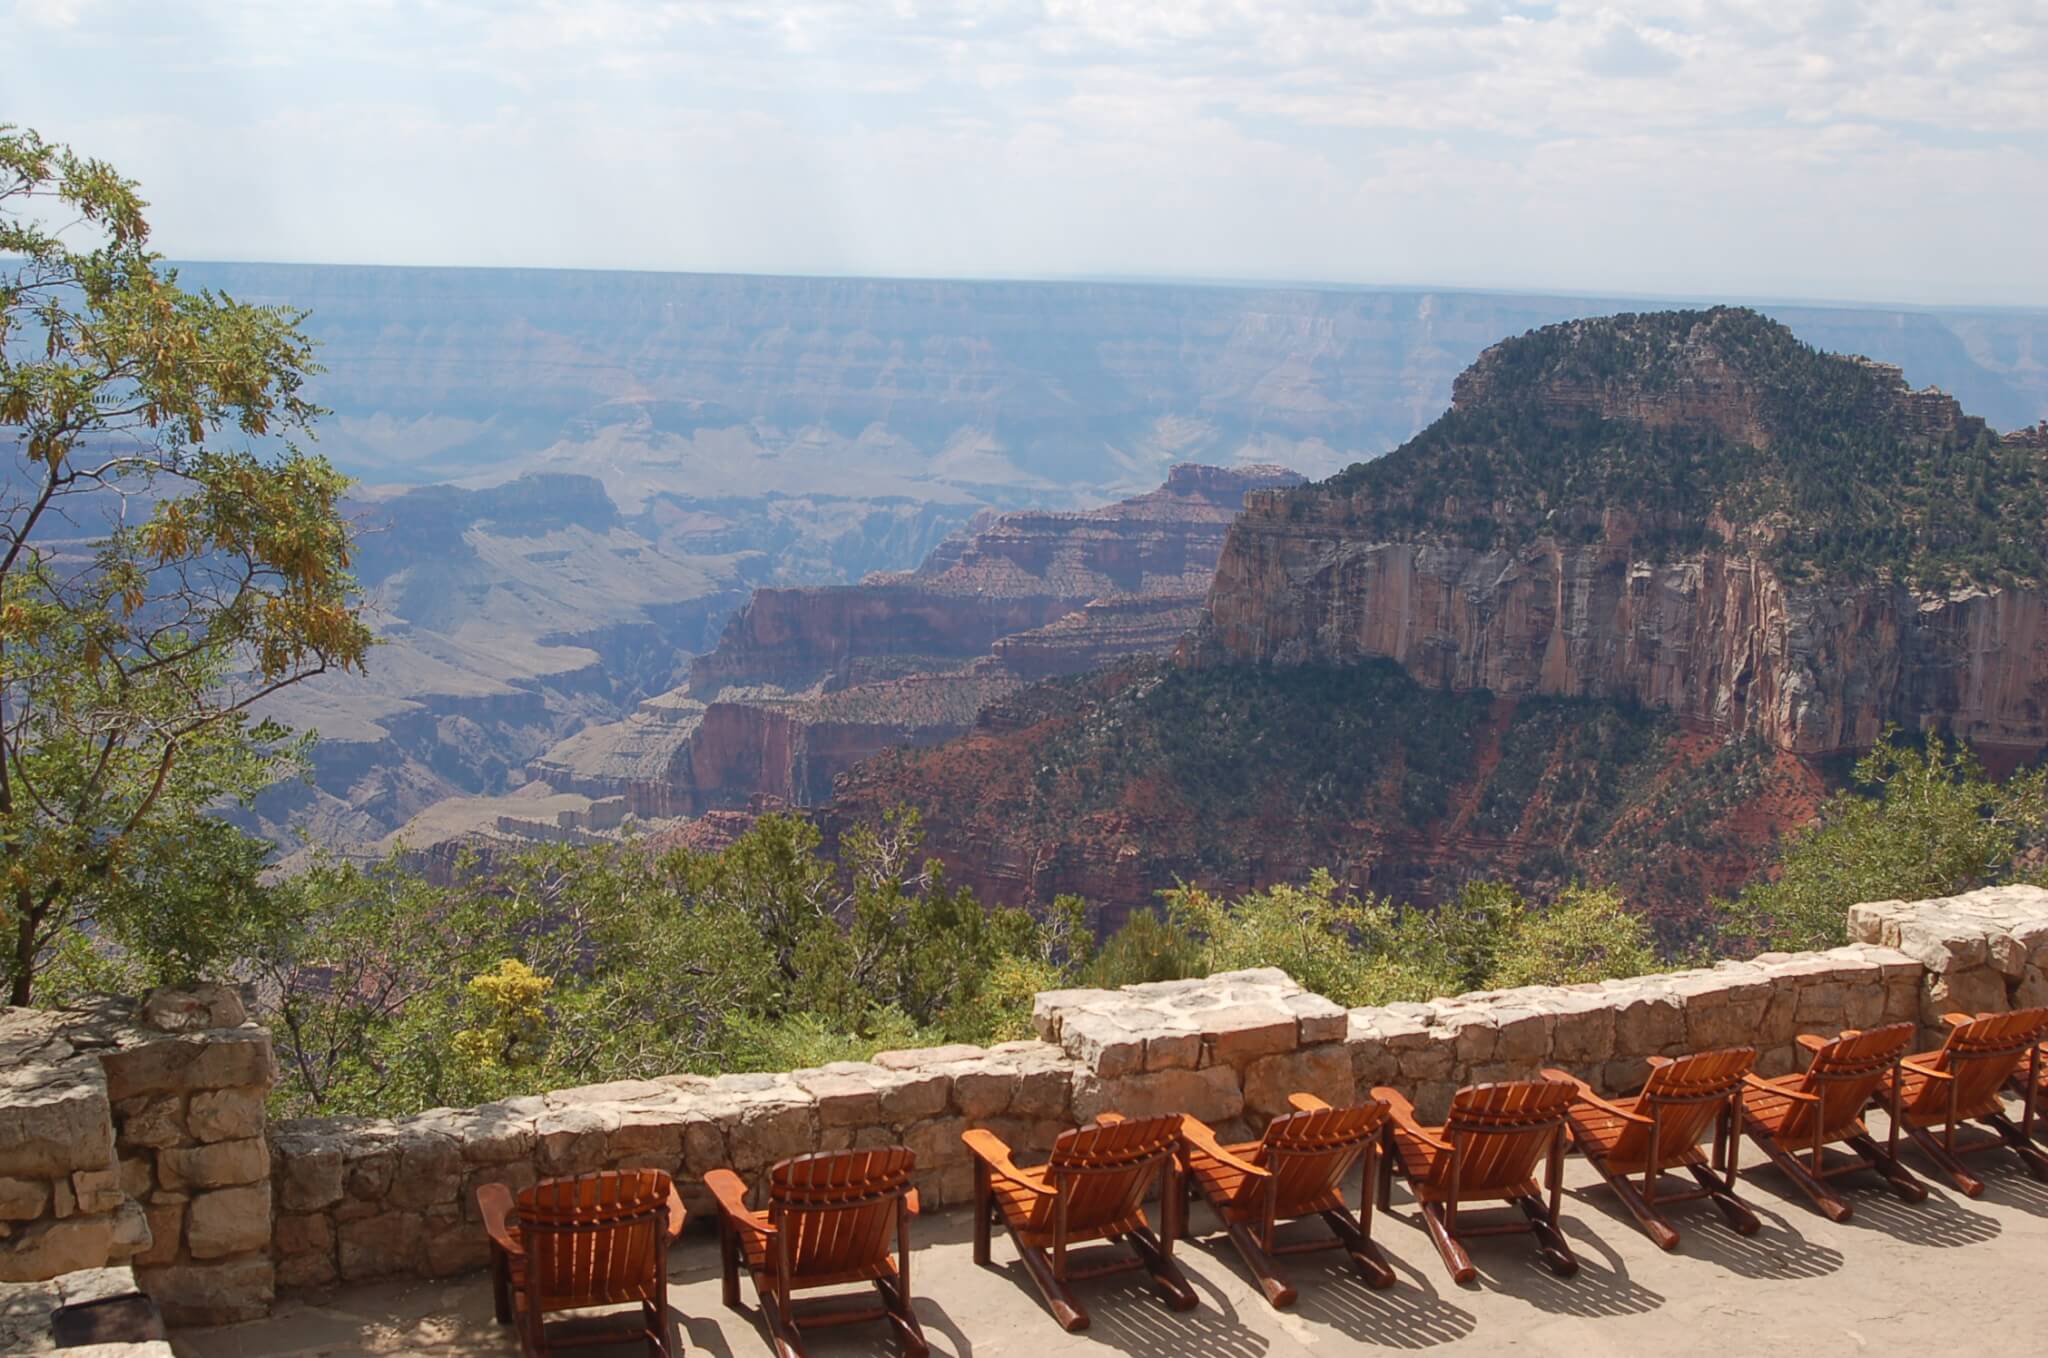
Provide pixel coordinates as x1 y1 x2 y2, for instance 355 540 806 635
729 1099 819 1172
276 1249 337 1291
337 1211 418 1281
1143 1031 1201 1071
1613 988 1686 1054
133 1200 182 1268
1923 967 2009 1026
1891 920 1988 974
137 1257 274 1326
1201 1006 1299 1067
0 1216 114 1283
139 984 248 1033
186 1184 271 1260
1242 1044 1354 1120
1434 1010 1498 1065
0 1177 48 1222
901 1116 970 1171
1490 1007 1553 1064
101 1030 274 1102
158 1138 267 1192
1284 992 1351 1045
72 1167 124 1215
119 1157 152 1200
795 1068 884 1128
116 1095 187 1151
106 1199 152 1262
387 1133 462 1209
1072 1064 1242 1125
187 1089 266 1144
871 1044 985 1070
0 1065 115 1177
274 1212 332 1259
451 1105 538 1164
877 1072 950 1123
536 1106 619 1175
1394 1041 1456 1082
271 1134 343 1212
1546 997 1616 1065
1060 1014 1144 1078
609 1107 686 1165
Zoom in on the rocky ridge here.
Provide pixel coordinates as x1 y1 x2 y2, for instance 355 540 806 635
514 465 1303 823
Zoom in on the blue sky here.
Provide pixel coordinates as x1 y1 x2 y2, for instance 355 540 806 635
6 0 2045 306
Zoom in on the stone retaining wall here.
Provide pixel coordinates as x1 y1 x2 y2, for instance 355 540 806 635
7 884 2048 1323
0 986 275 1325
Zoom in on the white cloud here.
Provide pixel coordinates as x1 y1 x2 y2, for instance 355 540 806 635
2 0 2043 303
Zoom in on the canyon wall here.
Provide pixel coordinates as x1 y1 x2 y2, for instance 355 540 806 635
1197 503 2048 757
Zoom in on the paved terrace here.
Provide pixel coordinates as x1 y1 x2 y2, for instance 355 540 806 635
174 1128 2048 1358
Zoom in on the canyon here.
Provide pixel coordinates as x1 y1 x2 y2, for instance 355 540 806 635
828 310 2048 929
516 465 1302 826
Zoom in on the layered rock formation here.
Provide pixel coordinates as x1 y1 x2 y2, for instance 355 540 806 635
525 465 1302 819
1193 309 2048 759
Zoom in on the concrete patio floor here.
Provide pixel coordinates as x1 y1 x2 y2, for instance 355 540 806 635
174 1131 2048 1358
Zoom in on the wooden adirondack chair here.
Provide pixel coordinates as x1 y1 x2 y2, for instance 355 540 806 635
2013 1035 2048 1117
1545 1048 1760 1250
1740 1022 1927 1221
478 1168 684 1358
704 1147 929 1358
962 1113 1196 1332
1178 1094 1395 1307
1372 1079 1578 1284
1879 1007 2048 1196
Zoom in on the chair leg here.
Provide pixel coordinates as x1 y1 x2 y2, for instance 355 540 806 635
758 1291 806 1358
1902 1121 1986 1197
875 1276 931 1358
1015 1244 1090 1333
1985 1110 2048 1182
1845 1131 1930 1203
972 1164 993 1267
1589 1155 1680 1251
1416 1202 1476 1285
1514 1195 1578 1278
720 1218 742 1310
1125 1224 1200 1313
1684 1162 1760 1236
1750 1130 1855 1222
1321 1205 1397 1290
1220 1220 1297 1308
490 1243 512 1325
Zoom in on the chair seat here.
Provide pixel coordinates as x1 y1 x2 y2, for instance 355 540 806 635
1565 1103 1714 1174
1743 1076 1867 1142
734 1223 898 1288
1183 1141 1344 1224
1892 1062 2008 1126
990 1173 1148 1249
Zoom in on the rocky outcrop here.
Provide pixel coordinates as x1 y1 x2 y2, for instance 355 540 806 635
1197 507 2048 756
1193 311 2048 759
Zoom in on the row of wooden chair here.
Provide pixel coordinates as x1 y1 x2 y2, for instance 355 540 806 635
476 1010 2048 1355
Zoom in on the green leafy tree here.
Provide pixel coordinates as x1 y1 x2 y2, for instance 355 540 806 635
1728 730 2048 951
1 126 370 1003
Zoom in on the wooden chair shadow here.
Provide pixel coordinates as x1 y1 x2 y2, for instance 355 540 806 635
1469 1221 1663 1320
1285 1254 1480 1350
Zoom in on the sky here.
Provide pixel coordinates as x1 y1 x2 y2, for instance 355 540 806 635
5 0 2046 307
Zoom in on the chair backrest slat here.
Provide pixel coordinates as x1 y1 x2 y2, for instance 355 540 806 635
518 1169 668 1310
768 1148 915 1282
1250 1101 1387 1214
1921 1008 2048 1120
1436 1080 1573 1193
1787 1023 1913 1141
1046 1115 1180 1234
1617 1047 1755 1162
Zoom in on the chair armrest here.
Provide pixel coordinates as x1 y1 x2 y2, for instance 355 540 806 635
1093 1112 1126 1126
1372 1086 1453 1153
1544 1068 1653 1127
1795 1033 1833 1055
1287 1093 1333 1113
665 1185 688 1240
1941 1012 1979 1030
903 1187 921 1217
478 1182 522 1256
1179 1115 1269 1179
704 1169 774 1238
1899 1055 1953 1081
961 1128 1055 1197
1644 1055 1673 1069
1745 1072 1820 1103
